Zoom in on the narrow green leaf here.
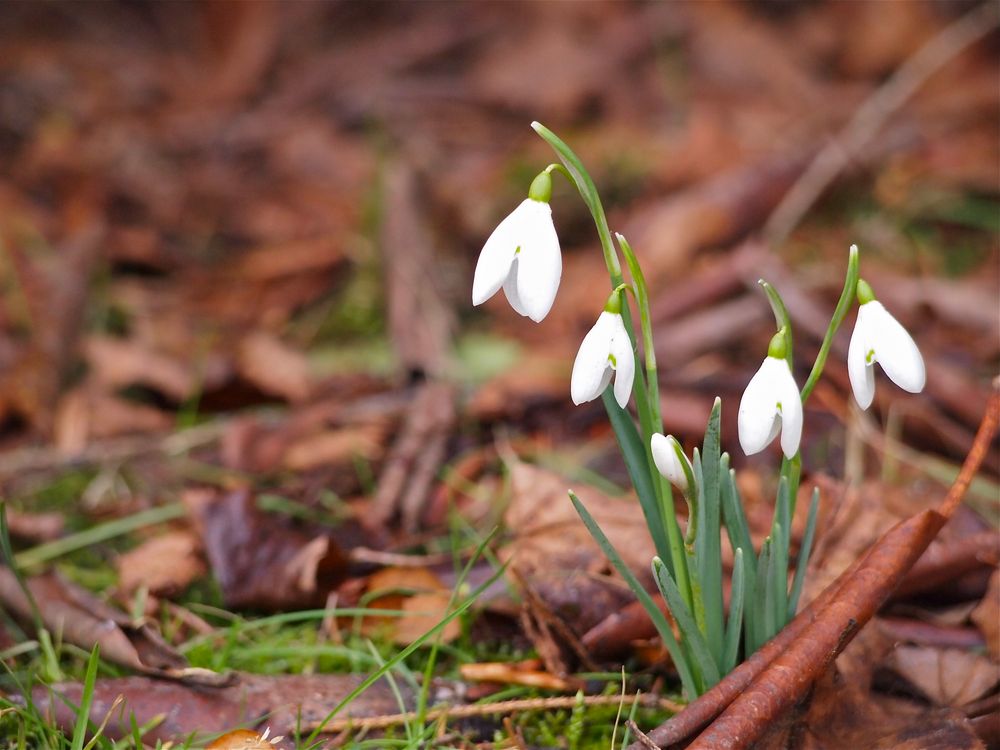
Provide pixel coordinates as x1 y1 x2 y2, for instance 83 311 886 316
697 399 724 666
652 557 720 690
0 502 44 635
571 493 698 698
755 539 773 651
772 478 791 626
771 521 788 633
722 548 745 674
601 390 670 568
70 645 100 750
720 459 759 654
720 461 755 575
684 542 708 646
788 487 820 618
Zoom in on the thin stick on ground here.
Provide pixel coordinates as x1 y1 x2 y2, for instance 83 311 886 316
304 692 684 734
764 0 1000 246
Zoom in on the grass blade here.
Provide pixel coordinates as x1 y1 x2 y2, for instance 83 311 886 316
722 548 745 674
16 503 185 569
305 530 505 742
651 558 720 691
570 492 698 698
70 645 100 750
788 487 820 618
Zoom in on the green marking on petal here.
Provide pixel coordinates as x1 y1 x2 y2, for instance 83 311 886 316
776 401 782 413
608 353 617 367
866 348 875 364
514 246 521 255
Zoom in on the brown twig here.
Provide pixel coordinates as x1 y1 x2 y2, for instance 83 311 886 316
764 1 1000 246
303 693 683 733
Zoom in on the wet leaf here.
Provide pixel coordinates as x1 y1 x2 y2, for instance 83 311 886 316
188 490 351 611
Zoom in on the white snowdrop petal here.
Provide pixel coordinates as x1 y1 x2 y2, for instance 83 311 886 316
776 366 803 458
868 302 925 394
847 305 876 409
651 433 688 490
609 318 634 409
502 261 529 317
472 204 523 306
571 314 614 405
739 357 792 456
514 201 562 323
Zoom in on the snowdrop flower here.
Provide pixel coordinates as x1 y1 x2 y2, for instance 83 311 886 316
472 171 561 323
651 433 692 492
848 279 925 410
738 330 803 459
571 291 634 408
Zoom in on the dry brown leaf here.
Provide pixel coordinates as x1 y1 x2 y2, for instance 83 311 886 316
190 490 349 611
117 530 206 597
970 570 1000 659
357 566 460 645
502 461 655 661
237 331 314 403
467 352 571 422
887 646 1000 708
207 728 281 749
459 661 576 692
282 423 386 471
504 461 655 580
0 567 221 683
235 237 345 281
31 672 413 745
83 335 196 403
3 508 64 543
54 387 173 452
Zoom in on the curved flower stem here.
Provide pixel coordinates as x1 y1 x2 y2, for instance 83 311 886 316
534 122 691 607
616 233 660 428
800 244 860 405
759 280 793 366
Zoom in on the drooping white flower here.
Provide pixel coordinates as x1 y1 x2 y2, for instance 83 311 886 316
738 352 803 459
847 281 925 410
472 172 561 323
571 304 634 409
651 433 691 491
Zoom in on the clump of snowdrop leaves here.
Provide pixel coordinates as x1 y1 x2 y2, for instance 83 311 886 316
571 290 634 408
848 278 926 410
650 433 692 492
738 329 803 459
472 171 562 323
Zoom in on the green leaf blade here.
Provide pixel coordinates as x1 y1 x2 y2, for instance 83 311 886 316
652 557 721 690
570 492 699 699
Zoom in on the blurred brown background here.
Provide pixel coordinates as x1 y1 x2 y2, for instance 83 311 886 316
0 0 996 485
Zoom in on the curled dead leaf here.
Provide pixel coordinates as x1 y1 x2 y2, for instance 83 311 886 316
356 566 460 645
190 490 350 611
117 530 206 597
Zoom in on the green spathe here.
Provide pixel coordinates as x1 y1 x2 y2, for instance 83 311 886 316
856 277 876 305
528 170 552 203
